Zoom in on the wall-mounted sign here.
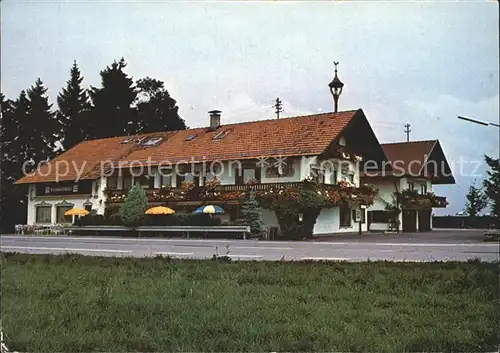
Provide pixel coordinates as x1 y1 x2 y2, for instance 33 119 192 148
36 180 93 196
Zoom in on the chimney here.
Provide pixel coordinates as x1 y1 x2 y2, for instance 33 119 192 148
208 110 221 130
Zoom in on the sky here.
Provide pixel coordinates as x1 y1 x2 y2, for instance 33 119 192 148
1 0 499 215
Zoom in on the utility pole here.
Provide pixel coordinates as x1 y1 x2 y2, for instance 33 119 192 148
404 123 411 142
274 98 283 119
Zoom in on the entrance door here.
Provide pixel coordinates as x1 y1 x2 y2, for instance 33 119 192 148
402 210 417 232
418 209 431 232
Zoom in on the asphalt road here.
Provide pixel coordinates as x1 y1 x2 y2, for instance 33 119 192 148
1 230 498 262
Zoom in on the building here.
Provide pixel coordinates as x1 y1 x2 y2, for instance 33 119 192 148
16 105 395 234
362 140 455 232
14 67 453 235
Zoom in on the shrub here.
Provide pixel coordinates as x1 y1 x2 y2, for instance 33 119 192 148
74 215 105 226
145 214 182 226
181 213 221 226
241 188 265 238
107 214 123 226
120 185 149 228
105 205 121 219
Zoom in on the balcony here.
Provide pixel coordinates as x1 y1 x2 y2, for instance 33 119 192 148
399 190 448 209
105 181 378 206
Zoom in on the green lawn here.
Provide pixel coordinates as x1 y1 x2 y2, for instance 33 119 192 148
1 253 498 352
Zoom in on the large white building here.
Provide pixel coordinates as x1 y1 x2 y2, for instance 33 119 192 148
16 107 394 234
15 69 454 235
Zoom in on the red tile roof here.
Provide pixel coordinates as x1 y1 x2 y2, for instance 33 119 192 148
380 140 455 184
382 140 437 176
16 109 360 184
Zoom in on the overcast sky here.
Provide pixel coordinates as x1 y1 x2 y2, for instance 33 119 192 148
1 1 499 215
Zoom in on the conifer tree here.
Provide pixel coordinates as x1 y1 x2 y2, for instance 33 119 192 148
135 77 186 133
241 188 265 238
58 61 91 149
484 155 500 217
465 183 489 217
89 58 137 138
120 185 149 228
22 79 59 162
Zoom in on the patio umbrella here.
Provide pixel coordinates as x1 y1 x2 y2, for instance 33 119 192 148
145 206 176 215
64 208 89 216
193 205 225 214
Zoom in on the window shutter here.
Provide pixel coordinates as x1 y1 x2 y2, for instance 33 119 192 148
255 167 262 182
235 168 243 185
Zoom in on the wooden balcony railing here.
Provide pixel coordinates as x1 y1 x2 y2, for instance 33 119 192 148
399 190 448 208
105 182 351 203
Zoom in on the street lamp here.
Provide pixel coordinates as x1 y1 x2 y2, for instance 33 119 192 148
458 116 500 128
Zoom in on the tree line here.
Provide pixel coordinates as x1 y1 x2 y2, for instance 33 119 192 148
0 58 186 232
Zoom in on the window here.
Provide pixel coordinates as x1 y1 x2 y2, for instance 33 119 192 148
107 176 118 189
408 182 414 191
141 137 163 147
369 210 390 223
340 172 354 184
135 175 154 189
56 206 72 223
185 134 197 141
236 167 261 185
311 167 325 183
213 130 230 140
177 173 200 187
122 175 133 189
161 174 172 188
36 206 52 223
420 184 428 194
329 170 337 185
243 168 255 183
339 205 351 227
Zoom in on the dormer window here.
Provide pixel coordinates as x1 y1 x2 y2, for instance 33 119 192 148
186 134 197 141
213 130 230 140
142 137 163 147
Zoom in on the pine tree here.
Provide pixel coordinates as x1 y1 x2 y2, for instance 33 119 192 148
0 93 18 162
484 155 500 217
89 58 137 138
22 79 59 162
58 61 91 149
135 77 186 133
465 183 489 217
241 188 265 238
11 91 30 164
120 185 149 228
0 93 27 232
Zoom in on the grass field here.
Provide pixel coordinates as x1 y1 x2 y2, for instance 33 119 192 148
1 253 498 352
